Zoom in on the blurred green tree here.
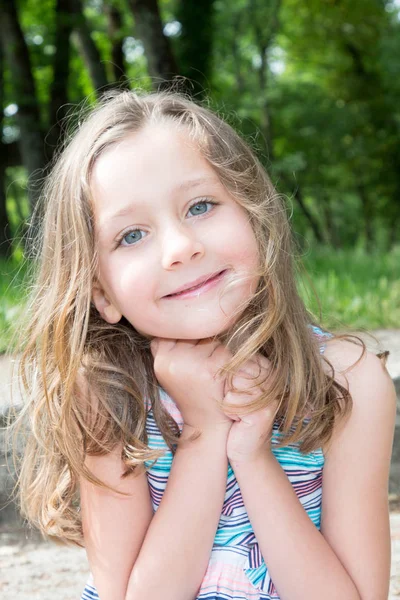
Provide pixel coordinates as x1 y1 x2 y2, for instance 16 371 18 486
0 0 399 258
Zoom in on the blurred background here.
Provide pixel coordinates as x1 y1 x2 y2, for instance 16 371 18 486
0 0 399 344
1 0 400 337
0 1 399 598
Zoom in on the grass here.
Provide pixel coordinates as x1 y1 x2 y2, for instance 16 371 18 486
0 246 399 354
297 245 400 331
0 257 31 355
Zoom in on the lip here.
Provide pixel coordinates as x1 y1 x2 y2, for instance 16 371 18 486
163 270 228 299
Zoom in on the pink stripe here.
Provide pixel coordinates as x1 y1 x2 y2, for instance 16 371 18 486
198 563 260 597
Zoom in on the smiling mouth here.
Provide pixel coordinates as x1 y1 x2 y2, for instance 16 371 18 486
164 270 228 299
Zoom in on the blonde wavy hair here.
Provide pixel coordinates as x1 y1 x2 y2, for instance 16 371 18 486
9 89 377 546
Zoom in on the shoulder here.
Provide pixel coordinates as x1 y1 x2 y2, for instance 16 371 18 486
317 337 397 597
321 336 396 455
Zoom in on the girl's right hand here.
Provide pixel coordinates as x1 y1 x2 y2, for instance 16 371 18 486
150 338 234 432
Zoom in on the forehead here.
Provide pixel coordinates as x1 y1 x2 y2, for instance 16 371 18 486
93 123 214 192
90 122 223 229
92 122 210 191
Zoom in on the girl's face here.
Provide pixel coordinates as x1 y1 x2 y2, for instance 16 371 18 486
91 122 260 340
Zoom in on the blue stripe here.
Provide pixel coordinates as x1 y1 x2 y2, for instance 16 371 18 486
81 325 330 599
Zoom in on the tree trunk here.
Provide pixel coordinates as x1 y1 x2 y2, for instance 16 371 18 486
257 47 274 162
0 148 12 258
46 0 74 156
388 154 400 250
175 0 215 98
0 0 45 213
321 192 341 249
68 0 109 93
358 184 374 252
249 0 281 162
4 141 21 168
292 184 325 245
388 214 399 250
0 45 13 258
128 0 178 88
231 14 245 96
104 2 129 88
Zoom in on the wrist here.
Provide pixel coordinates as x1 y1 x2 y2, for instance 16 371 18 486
229 448 275 472
180 422 232 444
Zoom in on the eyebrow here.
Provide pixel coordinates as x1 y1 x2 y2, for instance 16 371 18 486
97 175 220 233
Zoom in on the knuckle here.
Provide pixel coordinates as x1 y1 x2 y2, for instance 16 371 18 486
232 373 250 388
224 391 235 402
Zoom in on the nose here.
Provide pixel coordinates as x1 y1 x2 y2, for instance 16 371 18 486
161 223 205 270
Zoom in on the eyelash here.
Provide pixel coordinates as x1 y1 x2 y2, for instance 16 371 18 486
114 198 219 248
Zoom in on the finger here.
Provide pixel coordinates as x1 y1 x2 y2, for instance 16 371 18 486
184 338 229 358
222 412 240 422
234 356 271 387
255 353 272 371
187 338 225 358
223 389 256 408
231 367 262 391
235 362 260 379
150 338 177 356
169 339 215 356
207 339 227 358
150 338 159 357
174 339 201 349
209 344 234 379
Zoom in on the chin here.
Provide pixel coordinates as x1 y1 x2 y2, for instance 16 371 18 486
158 319 231 341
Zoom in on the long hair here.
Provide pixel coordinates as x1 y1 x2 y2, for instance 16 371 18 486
9 89 375 545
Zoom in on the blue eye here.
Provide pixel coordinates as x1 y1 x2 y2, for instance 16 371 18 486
124 230 143 244
116 199 218 248
116 229 146 247
188 200 215 216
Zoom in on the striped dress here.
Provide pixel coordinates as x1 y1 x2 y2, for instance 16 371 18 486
81 325 332 600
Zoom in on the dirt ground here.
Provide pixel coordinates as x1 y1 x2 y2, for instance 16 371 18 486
1 504 400 600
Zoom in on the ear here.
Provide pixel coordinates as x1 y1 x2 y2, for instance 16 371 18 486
92 283 122 324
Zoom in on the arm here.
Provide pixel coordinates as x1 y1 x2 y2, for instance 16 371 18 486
126 423 230 599
231 343 396 600
77 371 155 600
81 424 230 600
80 445 154 600
81 338 233 599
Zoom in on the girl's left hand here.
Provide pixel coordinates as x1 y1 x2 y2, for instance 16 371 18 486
222 353 279 466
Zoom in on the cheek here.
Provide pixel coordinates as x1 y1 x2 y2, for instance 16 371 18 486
118 263 154 300
225 218 260 268
102 255 154 305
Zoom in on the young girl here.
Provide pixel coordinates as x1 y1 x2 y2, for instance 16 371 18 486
13 89 396 600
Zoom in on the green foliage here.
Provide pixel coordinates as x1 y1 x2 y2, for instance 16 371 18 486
0 257 30 354
20 0 58 124
208 0 400 248
1 0 399 257
5 167 30 253
297 245 400 330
